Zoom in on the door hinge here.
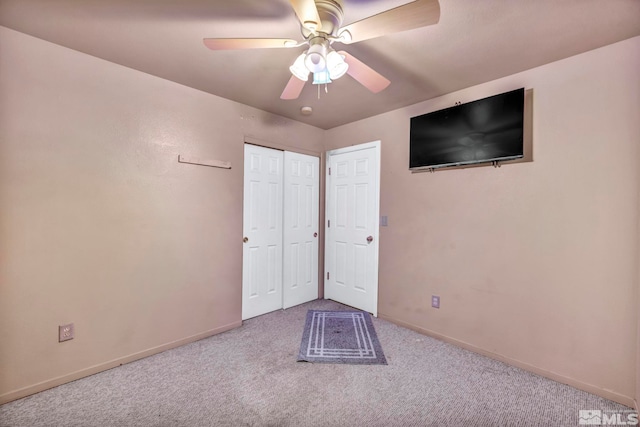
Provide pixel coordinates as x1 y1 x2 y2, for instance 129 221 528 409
326 272 330 280
328 167 331 175
328 220 330 228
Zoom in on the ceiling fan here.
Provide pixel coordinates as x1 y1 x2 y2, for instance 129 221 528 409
203 0 440 100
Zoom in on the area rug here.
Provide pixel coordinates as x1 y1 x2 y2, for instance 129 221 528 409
297 310 387 365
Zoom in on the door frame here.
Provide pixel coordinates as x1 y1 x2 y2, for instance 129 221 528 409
324 140 381 316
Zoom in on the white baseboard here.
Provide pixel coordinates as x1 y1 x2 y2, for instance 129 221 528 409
378 312 635 408
0 321 242 405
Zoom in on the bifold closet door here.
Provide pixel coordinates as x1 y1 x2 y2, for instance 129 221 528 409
242 144 284 320
283 151 319 309
242 145 319 320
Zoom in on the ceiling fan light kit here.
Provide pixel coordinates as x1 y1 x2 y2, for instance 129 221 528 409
289 52 310 81
292 36 349 85
202 0 441 100
304 37 329 73
312 69 332 85
326 50 348 79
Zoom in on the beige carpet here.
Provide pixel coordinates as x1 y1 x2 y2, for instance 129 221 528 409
0 299 634 427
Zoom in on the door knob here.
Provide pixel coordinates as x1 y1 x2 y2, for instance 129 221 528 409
366 236 373 243
314 232 318 238
243 237 249 243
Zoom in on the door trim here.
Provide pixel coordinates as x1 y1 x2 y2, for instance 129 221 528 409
324 140 381 316
244 136 321 158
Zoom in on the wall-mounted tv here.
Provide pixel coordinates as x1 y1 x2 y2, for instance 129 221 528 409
410 88 525 170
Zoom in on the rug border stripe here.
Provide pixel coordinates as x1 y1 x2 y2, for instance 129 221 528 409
297 310 387 365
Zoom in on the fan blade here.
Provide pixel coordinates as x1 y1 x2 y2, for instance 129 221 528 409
280 76 306 100
203 38 298 50
339 51 390 93
289 0 322 32
339 0 440 44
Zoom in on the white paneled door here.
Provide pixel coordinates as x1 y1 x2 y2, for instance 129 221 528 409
242 144 319 320
283 151 319 309
242 145 284 320
325 141 380 316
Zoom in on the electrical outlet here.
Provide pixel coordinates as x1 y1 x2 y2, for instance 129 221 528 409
431 295 440 309
59 323 74 342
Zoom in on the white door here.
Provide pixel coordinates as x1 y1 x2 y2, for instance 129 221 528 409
325 141 380 316
283 152 319 309
242 144 284 320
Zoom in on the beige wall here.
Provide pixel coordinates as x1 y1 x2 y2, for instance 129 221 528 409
325 36 640 406
0 26 324 403
1 22 639 407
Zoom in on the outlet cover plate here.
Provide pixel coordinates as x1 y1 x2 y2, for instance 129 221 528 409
59 323 74 342
432 295 440 309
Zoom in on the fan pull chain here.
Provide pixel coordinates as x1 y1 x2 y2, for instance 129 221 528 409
316 83 330 100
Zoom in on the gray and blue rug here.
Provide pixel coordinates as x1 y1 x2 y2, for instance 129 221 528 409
297 310 387 365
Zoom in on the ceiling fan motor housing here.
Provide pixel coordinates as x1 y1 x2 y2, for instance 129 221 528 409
301 0 345 38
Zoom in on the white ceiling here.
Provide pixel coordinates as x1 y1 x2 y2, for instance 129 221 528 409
1 0 639 129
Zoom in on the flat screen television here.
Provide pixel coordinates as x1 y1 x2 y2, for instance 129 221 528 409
410 88 524 170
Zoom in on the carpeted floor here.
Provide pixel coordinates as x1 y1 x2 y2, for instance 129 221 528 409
0 299 634 427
